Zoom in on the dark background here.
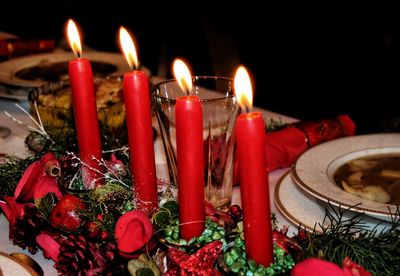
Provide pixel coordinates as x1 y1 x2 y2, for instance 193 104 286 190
1 4 400 134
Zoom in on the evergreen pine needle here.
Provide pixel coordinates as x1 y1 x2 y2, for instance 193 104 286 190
301 204 400 275
0 156 37 196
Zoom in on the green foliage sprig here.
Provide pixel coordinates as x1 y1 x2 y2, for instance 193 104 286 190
0 155 38 196
299 204 400 275
265 117 287 132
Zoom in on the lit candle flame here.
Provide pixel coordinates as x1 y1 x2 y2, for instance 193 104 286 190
67 19 82 57
173 59 192 94
119 27 139 70
234 66 253 110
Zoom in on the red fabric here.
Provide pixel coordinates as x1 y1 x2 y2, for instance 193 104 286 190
265 126 308 173
233 114 356 185
0 39 55 58
293 114 355 147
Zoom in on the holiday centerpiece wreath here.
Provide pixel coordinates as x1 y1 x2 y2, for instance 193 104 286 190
1 108 400 275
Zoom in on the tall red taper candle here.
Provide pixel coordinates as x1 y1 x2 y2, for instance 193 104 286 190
123 71 158 212
234 65 273 266
67 19 103 189
119 27 157 213
176 95 205 240
236 112 273 266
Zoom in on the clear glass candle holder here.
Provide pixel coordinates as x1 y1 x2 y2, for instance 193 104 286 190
152 76 240 210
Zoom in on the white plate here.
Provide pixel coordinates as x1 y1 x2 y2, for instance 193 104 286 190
0 251 38 276
0 51 149 88
274 172 393 233
292 133 400 221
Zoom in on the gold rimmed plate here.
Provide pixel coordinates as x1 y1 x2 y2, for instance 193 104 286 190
0 251 40 276
274 171 392 233
291 133 400 221
0 51 151 88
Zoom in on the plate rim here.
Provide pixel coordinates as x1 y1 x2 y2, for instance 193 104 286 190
274 171 392 234
0 251 39 276
0 51 140 88
274 171 322 233
291 133 400 220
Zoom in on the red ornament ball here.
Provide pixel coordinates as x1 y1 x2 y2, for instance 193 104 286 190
228 204 243 221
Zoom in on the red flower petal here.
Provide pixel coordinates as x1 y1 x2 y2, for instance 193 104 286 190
14 152 58 202
14 161 43 202
115 210 153 254
39 152 57 165
33 175 62 200
0 196 29 238
36 233 61 261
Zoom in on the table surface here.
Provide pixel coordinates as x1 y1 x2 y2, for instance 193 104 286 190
0 76 298 275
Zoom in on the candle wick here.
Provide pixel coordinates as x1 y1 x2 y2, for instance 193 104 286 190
132 61 140 71
245 105 250 113
77 52 81 58
185 89 190 96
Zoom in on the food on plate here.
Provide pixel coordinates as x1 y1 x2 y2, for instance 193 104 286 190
29 77 125 132
341 181 390 203
334 154 400 204
16 61 117 82
27 77 126 149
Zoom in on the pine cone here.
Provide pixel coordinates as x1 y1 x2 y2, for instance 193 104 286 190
55 234 121 276
58 154 80 189
13 206 47 254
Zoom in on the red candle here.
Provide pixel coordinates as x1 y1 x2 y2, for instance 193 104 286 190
67 20 103 189
176 95 205 240
119 27 157 213
234 66 273 266
172 59 205 240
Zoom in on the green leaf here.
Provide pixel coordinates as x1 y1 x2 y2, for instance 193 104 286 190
162 201 178 215
136 268 154 276
152 210 171 228
35 192 58 218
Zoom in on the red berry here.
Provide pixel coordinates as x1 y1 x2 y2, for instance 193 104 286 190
99 230 109 241
105 251 115 261
86 221 100 238
96 213 104 221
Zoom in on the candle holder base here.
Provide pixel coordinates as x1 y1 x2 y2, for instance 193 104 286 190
219 238 296 275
